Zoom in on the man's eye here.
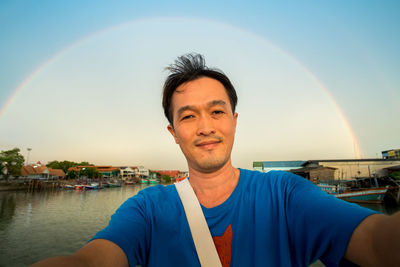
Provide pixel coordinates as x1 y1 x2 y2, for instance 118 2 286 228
212 110 224 115
181 115 194 120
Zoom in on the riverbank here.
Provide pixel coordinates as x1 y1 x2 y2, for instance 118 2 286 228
0 180 30 191
0 178 171 192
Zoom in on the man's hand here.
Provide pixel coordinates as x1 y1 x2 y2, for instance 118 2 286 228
31 239 128 267
345 212 400 266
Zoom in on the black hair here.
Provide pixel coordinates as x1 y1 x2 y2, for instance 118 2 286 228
162 53 237 125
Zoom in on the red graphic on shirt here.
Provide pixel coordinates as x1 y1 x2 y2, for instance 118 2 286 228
212 224 232 267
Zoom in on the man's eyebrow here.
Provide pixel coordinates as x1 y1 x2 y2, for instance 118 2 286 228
176 105 196 118
208 100 227 108
176 100 227 118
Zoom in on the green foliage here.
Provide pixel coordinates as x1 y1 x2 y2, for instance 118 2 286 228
390 171 400 180
0 148 25 179
80 167 101 179
47 160 78 173
78 161 93 166
66 170 78 179
161 175 172 184
46 160 95 173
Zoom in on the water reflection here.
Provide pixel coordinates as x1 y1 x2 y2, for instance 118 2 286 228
0 185 398 267
0 185 149 266
0 192 17 231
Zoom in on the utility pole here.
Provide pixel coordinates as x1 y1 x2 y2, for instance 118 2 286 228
26 148 32 165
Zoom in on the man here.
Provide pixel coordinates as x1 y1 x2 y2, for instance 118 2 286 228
33 54 399 266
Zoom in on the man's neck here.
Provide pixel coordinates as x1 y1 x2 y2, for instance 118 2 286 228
187 161 240 208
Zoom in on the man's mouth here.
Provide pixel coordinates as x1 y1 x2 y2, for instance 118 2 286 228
194 138 222 149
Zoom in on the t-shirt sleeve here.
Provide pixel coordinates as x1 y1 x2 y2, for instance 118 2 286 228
91 191 149 266
283 172 377 267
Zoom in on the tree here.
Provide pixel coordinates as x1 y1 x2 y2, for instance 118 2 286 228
161 175 172 184
66 170 78 179
81 167 101 179
46 160 95 173
47 160 77 173
78 161 94 166
0 148 25 180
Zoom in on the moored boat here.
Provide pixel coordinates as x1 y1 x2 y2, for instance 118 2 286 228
317 176 399 204
84 183 101 190
107 182 121 188
148 178 159 184
74 185 85 190
334 187 388 204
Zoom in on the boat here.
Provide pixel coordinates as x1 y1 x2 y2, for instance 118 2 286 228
125 180 134 185
317 176 399 204
334 187 388 204
63 184 74 190
148 178 159 184
74 184 85 190
84 183 101 190
106 182 121 188
140 178 149 184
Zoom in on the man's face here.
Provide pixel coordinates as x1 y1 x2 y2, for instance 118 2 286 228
168 77 238 173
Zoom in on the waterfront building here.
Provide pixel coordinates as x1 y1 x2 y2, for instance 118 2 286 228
130 166 140 178
137 166 149 178
290 166 337 182
21 162 65 180
253 161 305 173
301 159 400 180
382 149 400 160
119 167 135 180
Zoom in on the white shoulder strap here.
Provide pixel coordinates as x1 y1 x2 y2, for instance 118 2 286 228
175 179 222 267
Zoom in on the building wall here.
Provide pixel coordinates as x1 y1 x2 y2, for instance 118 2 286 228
318 160 400 180
138 166 149 177
310 168 336 181
382 149 400 159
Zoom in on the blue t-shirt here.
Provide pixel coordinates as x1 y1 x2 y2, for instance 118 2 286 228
92 169 375 267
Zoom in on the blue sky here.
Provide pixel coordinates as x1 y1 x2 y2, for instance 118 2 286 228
0 1 399 170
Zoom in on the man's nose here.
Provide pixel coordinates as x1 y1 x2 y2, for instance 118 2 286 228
196 115 216 136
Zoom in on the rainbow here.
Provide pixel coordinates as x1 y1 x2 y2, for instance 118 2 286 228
0 17 362 158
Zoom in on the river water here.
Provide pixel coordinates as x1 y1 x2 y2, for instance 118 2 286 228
0 184 399 267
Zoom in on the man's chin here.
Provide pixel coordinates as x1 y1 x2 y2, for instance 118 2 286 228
192 158 229 173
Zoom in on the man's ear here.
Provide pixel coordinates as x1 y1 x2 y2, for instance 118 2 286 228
233 112 238 131
167 124 179 144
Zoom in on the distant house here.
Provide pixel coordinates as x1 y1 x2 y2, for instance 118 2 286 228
130 167 140 178
119 167 135 180
137 166 149 178
21 162 65 180
382 149 400 160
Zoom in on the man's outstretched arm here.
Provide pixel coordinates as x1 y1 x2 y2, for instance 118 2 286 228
345 212 400 266
31 239 128 267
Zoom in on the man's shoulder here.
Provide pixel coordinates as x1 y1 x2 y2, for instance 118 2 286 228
137 183 178 200
240 168 300 181
239 169 309 192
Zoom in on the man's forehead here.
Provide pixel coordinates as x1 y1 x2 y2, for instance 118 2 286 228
173 78 228 100
172 92 230 112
